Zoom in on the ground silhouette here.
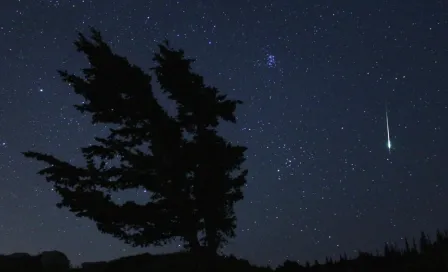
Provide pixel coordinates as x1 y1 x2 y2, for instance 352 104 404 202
2 229 448 271
0 250 70 272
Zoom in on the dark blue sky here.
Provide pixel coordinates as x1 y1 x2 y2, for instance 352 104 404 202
1 0 447 267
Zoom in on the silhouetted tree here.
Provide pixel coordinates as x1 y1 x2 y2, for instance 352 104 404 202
22 28 247 263
419 231 430 253
151 41 248 256
277 260 303 272
404 238 411 253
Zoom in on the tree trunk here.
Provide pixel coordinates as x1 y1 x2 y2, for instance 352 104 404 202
186 234 204 271
186 232 201 252
204 226 218 272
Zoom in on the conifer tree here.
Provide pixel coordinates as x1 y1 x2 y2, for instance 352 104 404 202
419 231 430 253
404 237 411 253
22 28 248 256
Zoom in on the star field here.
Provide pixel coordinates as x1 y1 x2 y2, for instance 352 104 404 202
1 0 448 267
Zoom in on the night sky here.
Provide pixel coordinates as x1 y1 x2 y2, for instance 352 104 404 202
1 0 448 267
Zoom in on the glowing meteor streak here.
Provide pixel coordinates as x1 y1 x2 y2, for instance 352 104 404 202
386 104 391 153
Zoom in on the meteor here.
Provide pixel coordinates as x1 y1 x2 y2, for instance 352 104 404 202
385 104 391 153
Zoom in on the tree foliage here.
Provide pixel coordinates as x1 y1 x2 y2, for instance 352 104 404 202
23 28 248 255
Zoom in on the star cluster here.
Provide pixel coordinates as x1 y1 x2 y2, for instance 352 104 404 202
1 0 448 267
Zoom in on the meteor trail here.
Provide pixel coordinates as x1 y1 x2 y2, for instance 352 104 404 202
386 103 391 153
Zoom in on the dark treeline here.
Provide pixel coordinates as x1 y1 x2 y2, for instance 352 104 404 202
74 229 448 271
15 28 447 271
274 230 448 272
3 229 448 271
